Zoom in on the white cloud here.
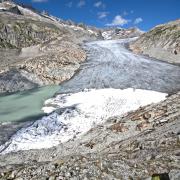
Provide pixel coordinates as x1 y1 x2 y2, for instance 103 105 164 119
94 1 102 7
98 11 109 19
134 17 143 24
32 0 48 2
77 0 86 8
121 10 134 17
106 15 129 26
94 1 106 8
66 1 73 8
122 11 128 16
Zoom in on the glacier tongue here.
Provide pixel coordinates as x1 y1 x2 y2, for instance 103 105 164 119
0 88 167 154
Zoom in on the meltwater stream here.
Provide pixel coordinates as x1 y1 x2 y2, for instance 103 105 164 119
0 38 180 153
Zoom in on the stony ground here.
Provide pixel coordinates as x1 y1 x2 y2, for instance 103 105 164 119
0 38 87 93
0 92 179 179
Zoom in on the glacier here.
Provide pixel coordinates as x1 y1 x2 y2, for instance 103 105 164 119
0 88 166 154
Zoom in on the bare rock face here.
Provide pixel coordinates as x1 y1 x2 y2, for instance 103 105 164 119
0 92 179 179
130 19 180 64
0 13 61 49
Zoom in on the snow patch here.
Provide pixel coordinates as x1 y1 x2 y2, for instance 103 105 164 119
0 88 167 154
102 31 113 40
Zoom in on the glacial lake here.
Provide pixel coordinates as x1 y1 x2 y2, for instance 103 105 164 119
0 85 59 123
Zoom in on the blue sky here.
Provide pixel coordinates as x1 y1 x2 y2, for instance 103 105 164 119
16 0 180 31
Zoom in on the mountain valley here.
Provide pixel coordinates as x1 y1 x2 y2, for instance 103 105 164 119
0 1 180 179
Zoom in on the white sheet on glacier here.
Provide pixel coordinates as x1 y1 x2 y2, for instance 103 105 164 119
0 88 167 154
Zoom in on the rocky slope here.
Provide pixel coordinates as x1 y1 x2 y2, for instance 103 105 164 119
0 0 98 93
0 91 179 179
130 19 180 64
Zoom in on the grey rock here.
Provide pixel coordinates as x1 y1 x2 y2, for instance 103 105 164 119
169 170 180 180
0 69 38 93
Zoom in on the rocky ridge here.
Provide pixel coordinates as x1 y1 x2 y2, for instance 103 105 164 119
102 27 143 40
130 19 180 64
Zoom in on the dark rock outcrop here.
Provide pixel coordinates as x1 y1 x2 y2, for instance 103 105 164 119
8 6 22 15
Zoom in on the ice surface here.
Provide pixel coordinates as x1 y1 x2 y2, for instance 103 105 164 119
0 88 167 154
58 39 180 94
